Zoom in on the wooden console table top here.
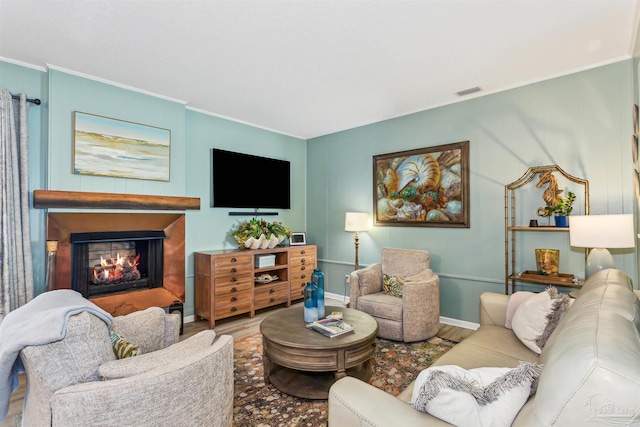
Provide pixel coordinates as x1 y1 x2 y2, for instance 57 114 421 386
260 305 378 399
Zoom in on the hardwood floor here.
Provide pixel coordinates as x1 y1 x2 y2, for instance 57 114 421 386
1 298 472 427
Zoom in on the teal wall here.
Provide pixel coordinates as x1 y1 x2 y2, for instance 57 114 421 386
1 59 636 323
308 61 636 323
1 64 306 317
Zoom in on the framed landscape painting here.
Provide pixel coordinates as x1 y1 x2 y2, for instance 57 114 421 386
373 141 470 228
73 112 171 181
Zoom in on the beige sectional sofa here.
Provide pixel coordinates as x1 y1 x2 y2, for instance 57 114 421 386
329 268 640 426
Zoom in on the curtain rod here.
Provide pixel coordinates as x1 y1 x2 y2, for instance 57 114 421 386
11 94 41 105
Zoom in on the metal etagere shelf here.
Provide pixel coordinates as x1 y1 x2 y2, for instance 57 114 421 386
504 165 589 295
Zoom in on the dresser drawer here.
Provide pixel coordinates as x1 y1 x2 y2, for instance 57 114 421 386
214 274 252 289
213 254 252 271
214 298 252 319
214 280 252 296
290 283 305 300
254 283 288 308
215 290 251 308
289 245 317 258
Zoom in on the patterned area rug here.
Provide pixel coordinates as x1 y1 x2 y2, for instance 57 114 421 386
233 333 456 427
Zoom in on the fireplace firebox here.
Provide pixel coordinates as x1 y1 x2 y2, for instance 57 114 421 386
70 231 165 298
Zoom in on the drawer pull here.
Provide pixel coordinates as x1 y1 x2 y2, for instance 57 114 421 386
301 274 306 279
231 277 237 282
231 306 237 312
301 250 306 254
231 296 237 302
301 258 306 263
231 287 237 292
301 266 306 270
230 268 237 273
270 297 275 303
269 288 275 294
231 257 237 262
300 283 305 288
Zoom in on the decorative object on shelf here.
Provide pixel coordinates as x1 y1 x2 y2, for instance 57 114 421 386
535 249 559 276
529 220 538 227
373 141 470 228
535 170 564 217
311 268 325 318
290 232 307 246
345 212 368 270
569 214 635 278
303 281 319 322
544 191 576 227
255 274 278 284
45 240 58 292
232 217 291 249
73 111 171 181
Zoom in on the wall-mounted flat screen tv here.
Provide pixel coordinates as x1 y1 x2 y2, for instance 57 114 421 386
211 148 291 209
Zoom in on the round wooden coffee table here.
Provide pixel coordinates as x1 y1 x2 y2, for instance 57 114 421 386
260 305 378 399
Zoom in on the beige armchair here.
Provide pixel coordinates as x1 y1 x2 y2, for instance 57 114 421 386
19 307 233 427
349 247 439 342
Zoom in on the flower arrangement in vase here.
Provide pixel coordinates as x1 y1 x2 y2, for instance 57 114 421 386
232 218 292 249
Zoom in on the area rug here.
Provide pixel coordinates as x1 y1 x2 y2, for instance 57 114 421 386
233 333 456 427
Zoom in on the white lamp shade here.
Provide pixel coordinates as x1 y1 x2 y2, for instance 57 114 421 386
345 212 369 232
569 214 635 249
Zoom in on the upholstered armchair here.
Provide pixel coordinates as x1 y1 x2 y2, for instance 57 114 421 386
19 307 234 427
349 247 440 342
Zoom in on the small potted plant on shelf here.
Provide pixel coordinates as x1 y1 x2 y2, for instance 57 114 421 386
544 191 576 227
232 218 292 249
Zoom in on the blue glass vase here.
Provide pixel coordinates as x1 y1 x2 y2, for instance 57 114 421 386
311 268 325 318
303 282 318 323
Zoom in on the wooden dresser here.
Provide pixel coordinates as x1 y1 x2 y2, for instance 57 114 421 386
194 244 317 328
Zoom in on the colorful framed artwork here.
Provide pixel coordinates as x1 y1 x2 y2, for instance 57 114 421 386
373 141 470 228
73 111 171 181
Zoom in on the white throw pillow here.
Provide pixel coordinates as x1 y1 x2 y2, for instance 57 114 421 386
504 291 535 329
511 287 569 354
411 362 540 427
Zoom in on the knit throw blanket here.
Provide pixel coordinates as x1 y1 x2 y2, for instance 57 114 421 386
0 290 113 420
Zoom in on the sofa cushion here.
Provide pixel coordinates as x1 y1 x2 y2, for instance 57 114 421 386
383 274 404 297
99 330 216 379
511 287 568 354
112 307 165 354
357 293 402 321
410 362 541 427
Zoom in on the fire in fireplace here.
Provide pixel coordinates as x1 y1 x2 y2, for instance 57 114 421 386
71 231 165 297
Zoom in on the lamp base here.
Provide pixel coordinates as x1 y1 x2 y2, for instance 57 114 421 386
585 248 615 278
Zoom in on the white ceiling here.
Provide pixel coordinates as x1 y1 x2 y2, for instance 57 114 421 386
1 0 638 139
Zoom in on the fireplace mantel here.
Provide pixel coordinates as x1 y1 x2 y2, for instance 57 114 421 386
34 190 200 210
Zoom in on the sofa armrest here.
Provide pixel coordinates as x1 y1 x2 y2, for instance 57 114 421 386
479 292 509 327
50 335 234 427
349 263 382 308
163 312 180 347
329 377 452 427
402 272 440 341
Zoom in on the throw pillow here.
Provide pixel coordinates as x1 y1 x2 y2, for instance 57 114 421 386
383 274 404 297
504 291 535 329
110 330 141 359
511 287 569 354
411 362 541 427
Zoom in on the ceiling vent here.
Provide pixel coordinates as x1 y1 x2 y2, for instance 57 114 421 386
455 87 482 96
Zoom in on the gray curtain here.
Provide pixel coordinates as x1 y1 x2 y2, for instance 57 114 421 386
0 88 34 322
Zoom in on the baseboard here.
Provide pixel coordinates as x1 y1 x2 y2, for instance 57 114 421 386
439 316 479 331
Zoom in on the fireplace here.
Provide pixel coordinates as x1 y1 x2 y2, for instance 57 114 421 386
70 230 166 297
46 212 185 317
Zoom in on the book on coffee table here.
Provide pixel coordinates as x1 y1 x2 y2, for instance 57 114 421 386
307 317 355 338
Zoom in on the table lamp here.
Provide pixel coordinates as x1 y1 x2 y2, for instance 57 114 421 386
345 212 368 271
569 214 635 278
